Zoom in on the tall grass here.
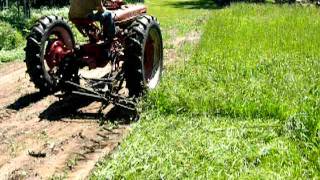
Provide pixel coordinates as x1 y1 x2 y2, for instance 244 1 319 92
147 3 320 170
149 4 320 141
92 3 320 179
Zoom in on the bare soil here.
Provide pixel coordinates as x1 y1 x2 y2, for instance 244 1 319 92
0 62 131 180
0 30 201 180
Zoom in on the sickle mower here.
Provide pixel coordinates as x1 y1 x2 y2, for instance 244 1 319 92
24 1 163 115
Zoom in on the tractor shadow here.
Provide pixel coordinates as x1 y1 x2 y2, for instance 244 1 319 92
38 94 137 124
7 91 47 110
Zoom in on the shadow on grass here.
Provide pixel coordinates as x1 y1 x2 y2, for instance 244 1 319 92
167 0 278 10
39 94 137 124
167 0 221 9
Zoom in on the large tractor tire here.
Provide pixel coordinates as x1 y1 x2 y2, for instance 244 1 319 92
25 15 77 94
124 15 163 97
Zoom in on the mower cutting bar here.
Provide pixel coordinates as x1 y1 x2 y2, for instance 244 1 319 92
65 81 137 111
65 81 102 96
72 91 109 103
80 76 114 83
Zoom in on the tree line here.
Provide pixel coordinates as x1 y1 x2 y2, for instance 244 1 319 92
0 0 144 18
0 0 69 18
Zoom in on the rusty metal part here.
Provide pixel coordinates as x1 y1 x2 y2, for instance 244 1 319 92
52 4 147 113
45 40 71 69
113 5 147 23
64 34 136 113
65 80 136 112
105 0 125 10
71 4 147 41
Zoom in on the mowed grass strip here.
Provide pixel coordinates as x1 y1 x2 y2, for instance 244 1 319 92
93 115 314 178
92 3 319 179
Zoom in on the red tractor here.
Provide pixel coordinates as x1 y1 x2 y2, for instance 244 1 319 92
24 1 163 112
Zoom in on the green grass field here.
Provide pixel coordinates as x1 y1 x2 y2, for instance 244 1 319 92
91 1 320 179
0 0 319 178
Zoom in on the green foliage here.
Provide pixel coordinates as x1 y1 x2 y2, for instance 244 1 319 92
0 21 23 50
0 6 73 62
0 7 30 35
0 48 24 63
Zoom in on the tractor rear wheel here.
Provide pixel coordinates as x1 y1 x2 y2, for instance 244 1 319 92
25 15 78 93
124 15 163 97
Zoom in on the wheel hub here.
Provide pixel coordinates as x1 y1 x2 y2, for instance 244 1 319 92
45 40 71 69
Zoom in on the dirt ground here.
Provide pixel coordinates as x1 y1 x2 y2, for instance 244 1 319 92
0 62 131 179
0 30 200 179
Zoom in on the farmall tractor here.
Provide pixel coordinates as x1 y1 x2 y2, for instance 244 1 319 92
24 1 163 113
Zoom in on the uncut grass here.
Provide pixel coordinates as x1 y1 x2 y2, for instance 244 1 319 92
149 4 320 138
148 3 320 169
92 3 320 178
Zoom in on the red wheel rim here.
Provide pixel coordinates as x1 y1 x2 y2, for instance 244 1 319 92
40 26 74 83
45 37 71 70
144 37 155 80
143 27 162 89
